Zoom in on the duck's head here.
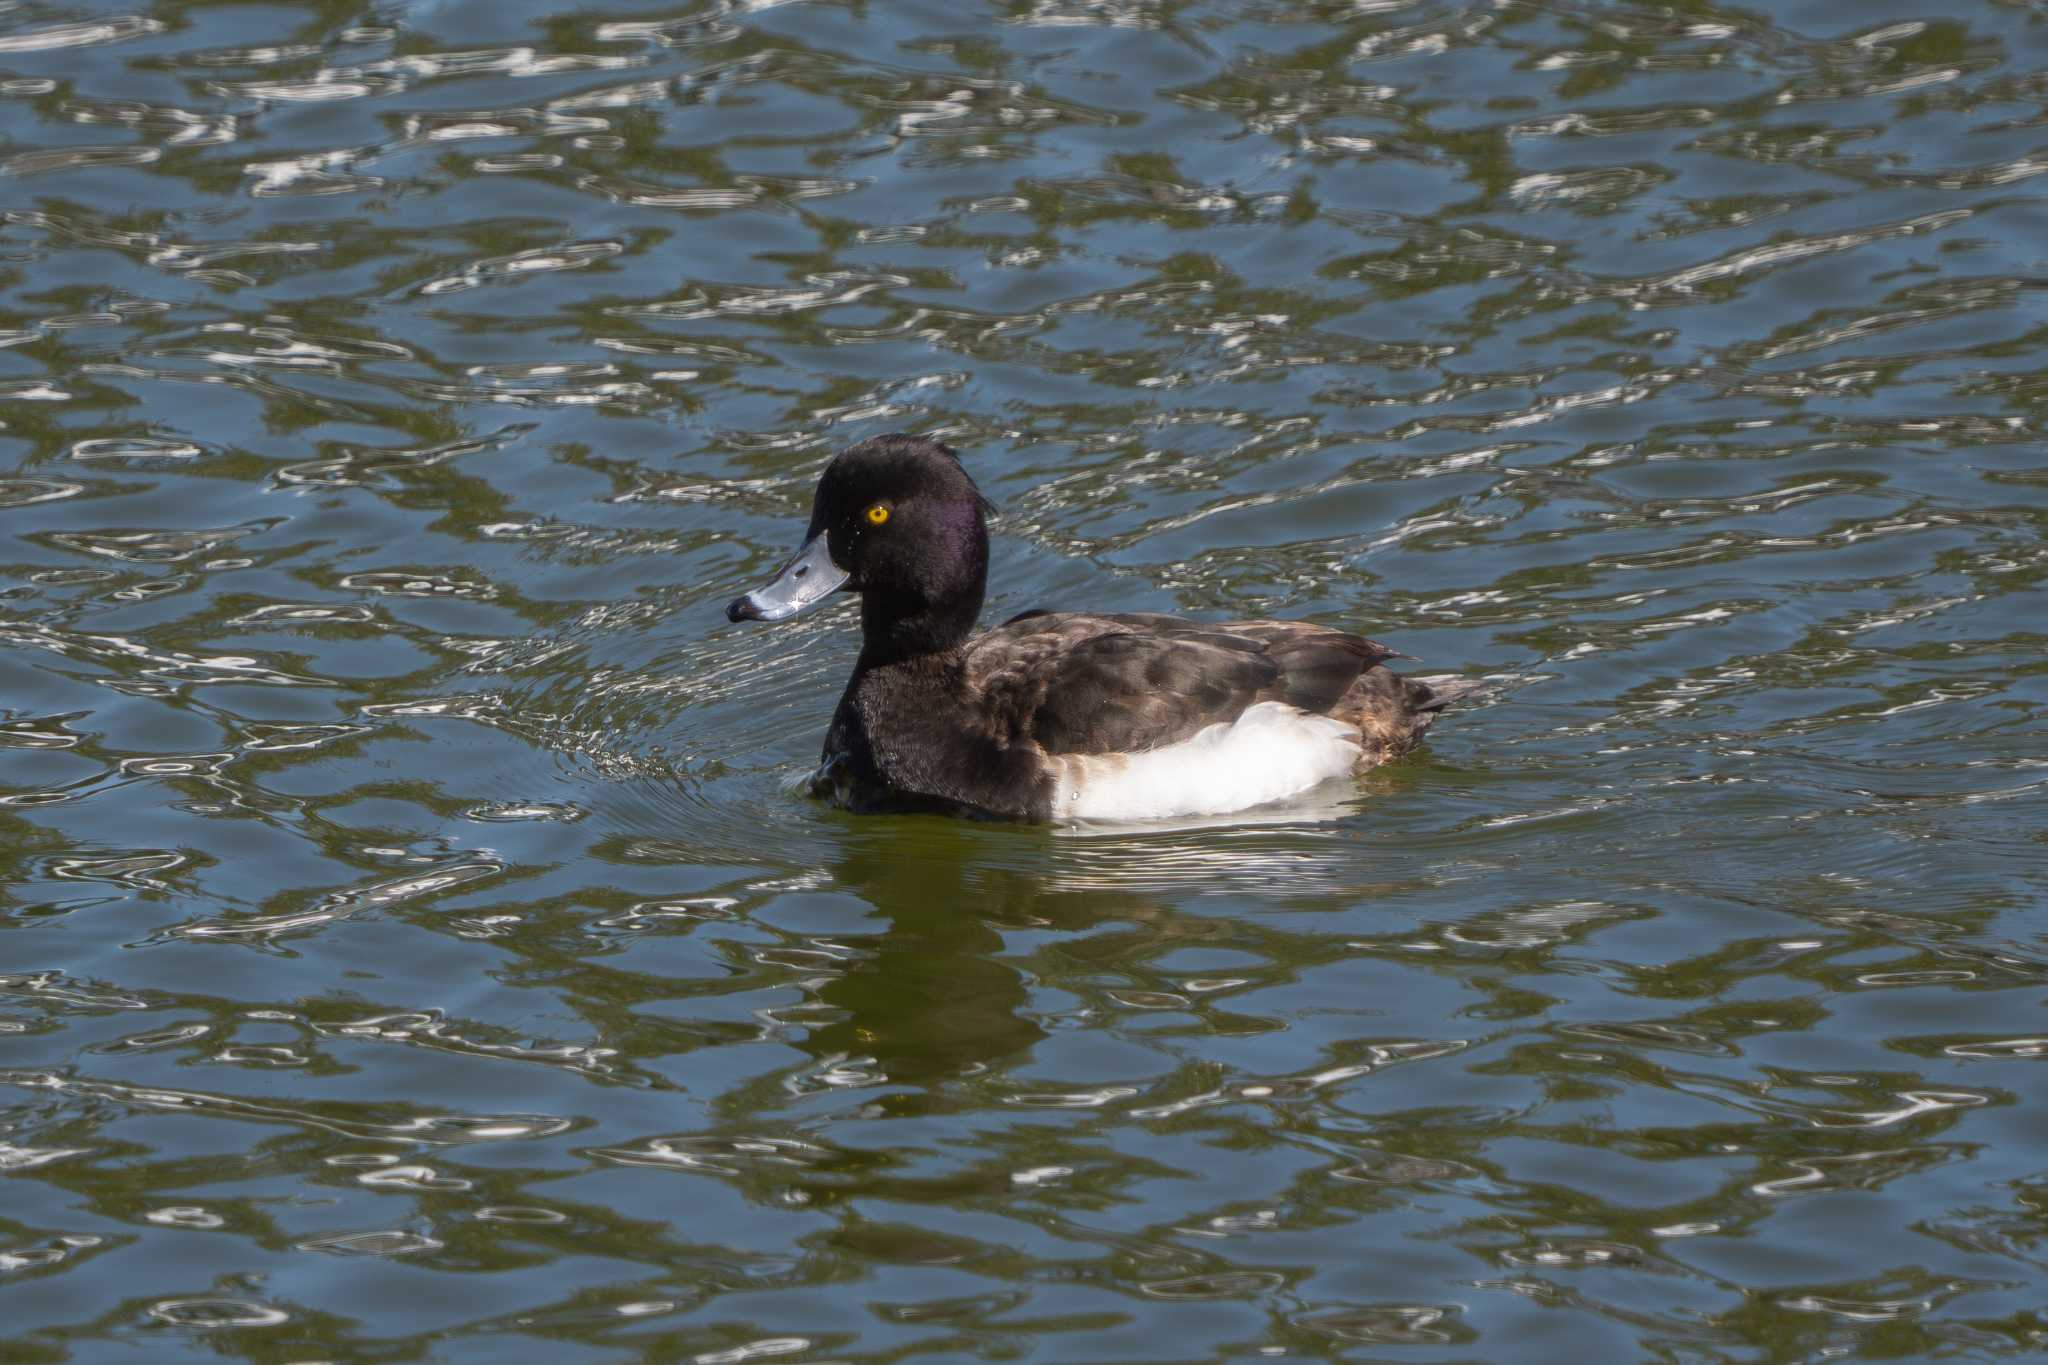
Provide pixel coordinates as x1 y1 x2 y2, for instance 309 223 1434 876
726 434 994 655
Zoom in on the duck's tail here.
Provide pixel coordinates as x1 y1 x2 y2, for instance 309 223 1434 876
1382 672 1480 762
1406 673 1485 714
1335 668 1480 769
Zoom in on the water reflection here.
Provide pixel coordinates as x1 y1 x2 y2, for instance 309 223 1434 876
791 805 1393 1085
806 823 1049 1085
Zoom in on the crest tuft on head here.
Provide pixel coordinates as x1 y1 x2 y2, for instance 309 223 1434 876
838 432 998 519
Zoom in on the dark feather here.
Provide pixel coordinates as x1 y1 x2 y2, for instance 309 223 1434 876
967 611 1427 761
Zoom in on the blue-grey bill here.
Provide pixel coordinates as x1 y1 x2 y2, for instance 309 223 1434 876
726 533 849 622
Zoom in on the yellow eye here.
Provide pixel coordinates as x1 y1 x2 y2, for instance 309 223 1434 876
865 503 890 526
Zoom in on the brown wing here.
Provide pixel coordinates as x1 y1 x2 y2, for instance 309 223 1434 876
1212 619 1399 714
966 611 1398 757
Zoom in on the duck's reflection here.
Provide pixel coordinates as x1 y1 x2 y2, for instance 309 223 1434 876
798 799 1368 1085
800 820 1055 1085
595 762 1383 1086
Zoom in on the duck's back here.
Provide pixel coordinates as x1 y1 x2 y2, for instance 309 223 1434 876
967 610 1453 772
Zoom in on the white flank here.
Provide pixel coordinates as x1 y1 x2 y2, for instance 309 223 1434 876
1050 701 1362 823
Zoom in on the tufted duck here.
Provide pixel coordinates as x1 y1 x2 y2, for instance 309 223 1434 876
727 434 1470 821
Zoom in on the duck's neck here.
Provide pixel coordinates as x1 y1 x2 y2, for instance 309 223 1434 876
856 587 981 671
854 507 988 670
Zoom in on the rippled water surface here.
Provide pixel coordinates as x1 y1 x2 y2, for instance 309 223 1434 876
5 0 2048 1357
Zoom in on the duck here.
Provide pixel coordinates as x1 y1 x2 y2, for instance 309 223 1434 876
726 434 1472 822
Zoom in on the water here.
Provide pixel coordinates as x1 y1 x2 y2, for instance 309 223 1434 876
4 0 2047 1357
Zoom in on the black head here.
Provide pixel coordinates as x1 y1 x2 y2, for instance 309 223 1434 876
726 434 995 659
